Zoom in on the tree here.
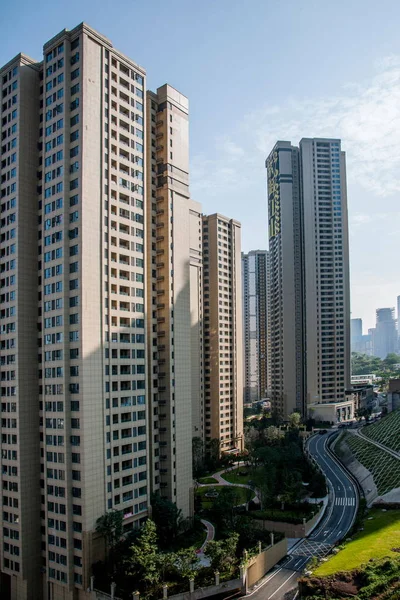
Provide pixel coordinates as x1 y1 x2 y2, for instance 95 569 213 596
96 509 123 573
192 436 205 478
264 425 283 445
289 412 301 429
351 352 382 375
129 519 160 593
150 493 183 548
206 438 221 471
383 353 400 369
204 532 239 577
280 470 302 510
209 487 241 532
173 548 200 580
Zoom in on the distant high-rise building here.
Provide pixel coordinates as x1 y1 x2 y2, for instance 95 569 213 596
351 318 363 352
266 138 351 418
351 318 375 356
351 318 362 340
202 214 243 453
374 308 397 359
241 250 270 403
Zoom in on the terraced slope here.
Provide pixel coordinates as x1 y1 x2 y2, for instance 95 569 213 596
345 433 400 495
362 409 400 453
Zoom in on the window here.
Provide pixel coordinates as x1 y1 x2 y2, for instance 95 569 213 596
70 130 79 142
70 114 79 127
71 68 80 80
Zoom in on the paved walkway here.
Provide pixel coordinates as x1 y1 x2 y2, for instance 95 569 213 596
196 519 215 566
197 465 260 504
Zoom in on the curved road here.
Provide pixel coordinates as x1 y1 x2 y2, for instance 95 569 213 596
244 432 359 600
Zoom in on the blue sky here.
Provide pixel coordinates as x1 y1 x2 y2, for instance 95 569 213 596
2 0 400 330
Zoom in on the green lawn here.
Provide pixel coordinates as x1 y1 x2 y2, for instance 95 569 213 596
198 476 218 484
314 509 400 576
196 485 254 509
220 466 265 487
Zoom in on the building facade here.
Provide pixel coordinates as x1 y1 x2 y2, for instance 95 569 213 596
202 214 243 453
266 138 351 418
241 250 270 403
266 142 304 416
145 84 203 517
0 23 210 600
0 23 245 600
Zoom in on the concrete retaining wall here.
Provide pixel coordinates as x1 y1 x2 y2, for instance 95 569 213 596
167 578 242 600
246 538 288 589
252 504 324 538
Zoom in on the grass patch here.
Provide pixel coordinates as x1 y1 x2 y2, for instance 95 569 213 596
313 508 400 576
220 467 264 487
196 485 254 510
198 476 218 484
250 503 320 525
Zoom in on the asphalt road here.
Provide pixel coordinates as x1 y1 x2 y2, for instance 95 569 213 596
243 432 359 600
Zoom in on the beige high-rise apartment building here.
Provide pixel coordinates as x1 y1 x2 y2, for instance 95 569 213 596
266 138 351 419
1 54 42 600
1 22 245 600
202 214 243 453
145 84 203 517
241 250 271 403
0 22 206 600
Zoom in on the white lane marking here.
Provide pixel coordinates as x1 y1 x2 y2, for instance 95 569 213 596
268 571 298 599
245 567 284 597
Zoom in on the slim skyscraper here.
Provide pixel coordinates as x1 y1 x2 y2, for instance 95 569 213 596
202 214 243 453
266 142 304 416
241 250 270 403
145 85 203 517
266 138 351 418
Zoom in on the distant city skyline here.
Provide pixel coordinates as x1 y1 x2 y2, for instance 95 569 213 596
352 298 400 337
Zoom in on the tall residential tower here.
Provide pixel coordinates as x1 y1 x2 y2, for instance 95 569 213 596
266 138 351 419
0 23 209 600
202 214 243 453
241 250 270 403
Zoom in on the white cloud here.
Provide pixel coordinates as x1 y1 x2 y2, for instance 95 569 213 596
192 55 400 199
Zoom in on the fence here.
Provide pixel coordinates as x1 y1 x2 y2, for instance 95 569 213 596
92 537 288 600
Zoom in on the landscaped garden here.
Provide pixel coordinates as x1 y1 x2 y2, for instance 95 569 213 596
196 484 254 510
92 417 326 599
344 433 400 495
